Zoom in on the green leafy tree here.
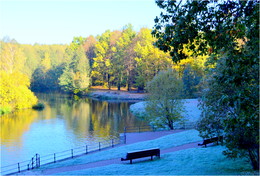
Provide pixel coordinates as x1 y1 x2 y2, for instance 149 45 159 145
30 44 67 92
182 64 203 98
145 69 184 130
59 40 91 94
153 0 259 170
31 65 64 92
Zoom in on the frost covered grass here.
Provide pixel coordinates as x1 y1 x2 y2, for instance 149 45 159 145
130 99 201 123
29 129 258 175
56 146 254 175
35 130 201 170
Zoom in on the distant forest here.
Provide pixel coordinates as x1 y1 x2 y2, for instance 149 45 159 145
0 24 207 112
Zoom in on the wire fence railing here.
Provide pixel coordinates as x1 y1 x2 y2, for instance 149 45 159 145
174 121 197 130
124 121 196 133
1 137 123 175
124 125 153 133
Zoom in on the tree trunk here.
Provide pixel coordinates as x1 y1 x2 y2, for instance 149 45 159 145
126 70 131 91
165 107 174 130
107 74 111 90
248 148 259 170
117 74 121 91
168 122 174 130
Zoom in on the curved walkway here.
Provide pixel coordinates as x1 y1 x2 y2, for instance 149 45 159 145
41 142 200 175
22 130 201 175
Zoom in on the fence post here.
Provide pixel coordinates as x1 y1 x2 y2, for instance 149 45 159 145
71 149 74 158
54 153 56 163
35 154 38 168
18 163 20 173
86 145 88 154
36 153 40 168
139 126 140 133
99 142 101 151
31 157 34 169
112 139 114 147
38 154 40 167
124 133 126 144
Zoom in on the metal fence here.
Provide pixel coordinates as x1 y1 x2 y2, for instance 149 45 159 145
124 121 196 134
174 121 197 130
124 125 153 133
1 137 123 175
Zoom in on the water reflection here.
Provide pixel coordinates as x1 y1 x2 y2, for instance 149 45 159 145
0 93 147 166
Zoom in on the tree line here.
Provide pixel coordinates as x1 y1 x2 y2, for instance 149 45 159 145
0 24 207 114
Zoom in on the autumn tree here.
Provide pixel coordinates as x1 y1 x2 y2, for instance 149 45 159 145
134 28 173 91
113 24 136 90
0 41 38 113
0 71 38 111
91 30 120 89
83 35 97 67
153 0 259 170
0 41 27 74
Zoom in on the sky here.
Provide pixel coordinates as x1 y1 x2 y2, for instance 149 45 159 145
0 0 162 45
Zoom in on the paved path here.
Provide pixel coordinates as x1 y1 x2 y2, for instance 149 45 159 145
21 130 201 175
39 141 200 175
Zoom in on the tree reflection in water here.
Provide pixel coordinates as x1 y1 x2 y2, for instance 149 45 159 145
0 93 148 166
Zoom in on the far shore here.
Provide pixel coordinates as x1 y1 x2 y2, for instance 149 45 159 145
87 87 147 101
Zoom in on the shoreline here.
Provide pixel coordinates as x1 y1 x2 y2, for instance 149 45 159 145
86 89 147 101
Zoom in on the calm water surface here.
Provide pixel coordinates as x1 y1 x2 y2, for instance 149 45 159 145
0 93 147 166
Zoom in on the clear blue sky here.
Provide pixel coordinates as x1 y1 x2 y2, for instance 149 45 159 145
0 0 162 44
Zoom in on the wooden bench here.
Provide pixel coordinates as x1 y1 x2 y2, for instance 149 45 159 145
198 136 223 147
121 148 160 164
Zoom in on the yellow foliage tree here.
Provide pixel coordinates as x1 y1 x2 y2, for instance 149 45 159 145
0 71 38 112
0 42 27 74
40 52 52 72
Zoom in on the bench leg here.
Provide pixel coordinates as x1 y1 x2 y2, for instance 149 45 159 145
151 156 153 160
130 159 132 164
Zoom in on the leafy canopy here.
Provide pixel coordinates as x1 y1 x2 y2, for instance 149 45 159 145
153 0 259 170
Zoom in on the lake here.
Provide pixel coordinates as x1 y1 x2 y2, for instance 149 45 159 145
0 93 147 167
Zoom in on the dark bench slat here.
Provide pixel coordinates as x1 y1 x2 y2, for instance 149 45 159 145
121 148 160 164
198 136 223 147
